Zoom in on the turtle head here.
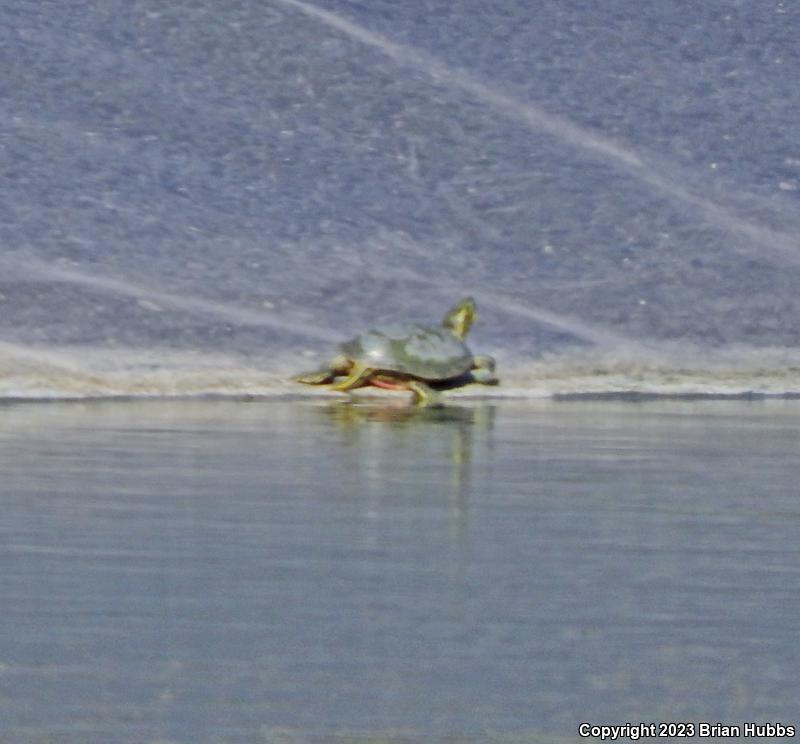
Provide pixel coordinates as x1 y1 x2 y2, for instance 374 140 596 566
442 297 476 340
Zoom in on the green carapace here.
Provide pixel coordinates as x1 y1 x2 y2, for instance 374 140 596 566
294 298 498 406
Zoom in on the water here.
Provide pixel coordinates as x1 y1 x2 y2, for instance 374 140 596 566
2 399 799 743
3 2 800 740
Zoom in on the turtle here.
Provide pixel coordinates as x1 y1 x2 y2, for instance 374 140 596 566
294 297 498 406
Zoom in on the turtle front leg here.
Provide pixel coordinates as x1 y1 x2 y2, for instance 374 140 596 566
470 355 499 385
407 380 443 407
330 361 374 392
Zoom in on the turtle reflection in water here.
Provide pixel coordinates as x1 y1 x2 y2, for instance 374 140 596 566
294 298 498 406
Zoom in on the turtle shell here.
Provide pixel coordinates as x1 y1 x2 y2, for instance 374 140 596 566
340 322 473 380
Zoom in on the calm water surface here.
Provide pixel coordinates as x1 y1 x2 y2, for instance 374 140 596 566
1 399 798 743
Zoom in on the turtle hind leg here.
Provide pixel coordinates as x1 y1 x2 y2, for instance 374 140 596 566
330 362 374 392
294 354 352 386
407 380 443 407
294 368 336 385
